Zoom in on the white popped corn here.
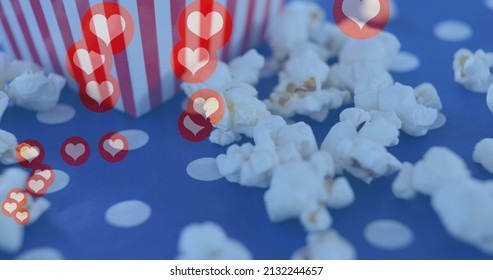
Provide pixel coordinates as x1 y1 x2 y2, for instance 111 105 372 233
473 138 493 174
327 62 394 94
309 22 348 60
453 48 493 93
265 49 347 122
269 1 325 61
391 162 416 200
355 82 440 136
0 91 8 121
321 120 401 183
292 230 356 260
176 222 252 260
229 49 265 86
6 71 66 112
0 129 17 165
339 31 401 69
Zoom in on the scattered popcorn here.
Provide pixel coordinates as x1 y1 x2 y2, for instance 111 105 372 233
0 168 28 253
328 62 394 94
269 1 325 61
321 120 401 183
0 91 8 121
264 150 353 231
292 230 356 260
309 22 348 60
265 49 347 122
229 49 265 85
487 82 493 114
432 182 493 254
181 61 233 97
176 222 252 260
453 48 493 93
473 138 493 174
6 71 66 112
210 82 270 145
391 162 416 200
355 82 440 136
0 51 41 89
0 129 18 165
216 116 318 187
339 31 401 68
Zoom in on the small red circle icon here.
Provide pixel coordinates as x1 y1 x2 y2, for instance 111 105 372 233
178 111 213 142
98 132 129 163
81 2 135 55
66 39 113 83
6 188 28 206
15 139 45 168
13 208 30 225
79 75 121 113
171 41 218 84
333 0 390 39
186 89 225 126
2 199 20 218
25 174 51 198
61 137 91 166
30 164 56 186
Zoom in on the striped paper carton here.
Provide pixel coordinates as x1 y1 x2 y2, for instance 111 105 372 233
0 0 283 117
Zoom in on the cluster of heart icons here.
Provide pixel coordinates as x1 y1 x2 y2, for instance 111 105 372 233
172 0 232 142
66 2 134 113
171 0 232 84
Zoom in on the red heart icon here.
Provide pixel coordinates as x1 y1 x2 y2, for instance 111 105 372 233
7 188 28 206
25 174 51 197
2 199 19 217
13 208 30 225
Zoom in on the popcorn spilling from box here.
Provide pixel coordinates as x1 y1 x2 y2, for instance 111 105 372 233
176 222 252 260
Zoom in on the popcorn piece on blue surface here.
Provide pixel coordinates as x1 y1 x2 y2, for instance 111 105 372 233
325 177 355 209
292 230 357 260
229 49 265 85
355 82 440 136
0 168 28 253
328 62 394 94
432 181 493 254
181 61 233 97
391 162 416 200
0 52 41 89
339 31 401 68
176 222 252 260
269 1 325 61
210 82 270 146
0 129 17 165
453 48 493 93
473 138 493 174
487 82 493 114
6 71 66 112
265 49 347 122
216 116 318 188
321 120 401 183
310 22 348 60
0 91 8 121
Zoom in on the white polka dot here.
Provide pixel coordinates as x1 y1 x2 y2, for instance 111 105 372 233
16 247 64 260
364 220 414 250
430 113 447 130
46 170 70 194
486 0 493 10
36 104 75 125
434 20 472 42
186 157 223 181
389 52 420 73
105 200 151 228
118 129 149 150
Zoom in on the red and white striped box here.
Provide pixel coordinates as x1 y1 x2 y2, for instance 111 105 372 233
0 0 283 117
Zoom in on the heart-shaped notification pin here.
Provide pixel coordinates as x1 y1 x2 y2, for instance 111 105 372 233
333 0 390 39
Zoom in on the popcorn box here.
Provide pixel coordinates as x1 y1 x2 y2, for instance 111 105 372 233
0 0 284 117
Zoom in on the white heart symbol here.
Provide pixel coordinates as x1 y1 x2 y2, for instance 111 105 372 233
15 211 28 222
177 47 210 75
74 49 106 75
20 146 40 163
103 139 124 157
34 169 52 180
193 97 219 118
28 180 45 194
86 81 114 105
3 202 17 214
342 0 381 29
90 14 126 45
65 143 86 161
9 192 25 203
183 115 205 136
187 11 224 39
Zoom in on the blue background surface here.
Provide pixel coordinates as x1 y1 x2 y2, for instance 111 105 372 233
1 0 493 259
